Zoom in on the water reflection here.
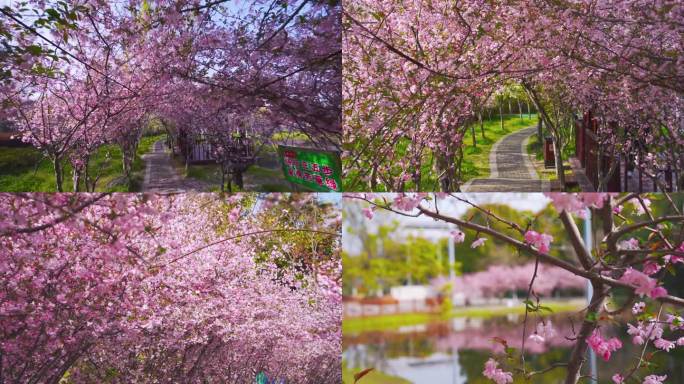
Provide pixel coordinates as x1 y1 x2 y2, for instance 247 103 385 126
343 313 684 384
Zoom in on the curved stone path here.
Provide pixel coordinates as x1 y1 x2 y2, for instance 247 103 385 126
141 140 207 193
462 126 548 192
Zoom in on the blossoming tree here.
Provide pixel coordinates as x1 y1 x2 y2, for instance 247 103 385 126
343 0 683 191
349 192 684 383
0 192 341 383
1 0 341 191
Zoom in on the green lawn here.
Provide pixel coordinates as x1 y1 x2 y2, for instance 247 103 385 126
0 134 163 192
183 162 290 192
460 113 539 181
525 131 580 191
343 300 583 334
343 363 412 384
271 130 311 143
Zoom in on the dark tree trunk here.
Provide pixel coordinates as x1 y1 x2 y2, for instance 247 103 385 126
479 112 485 139
553 134 566 190
537 118 543 140
233 171 244 190
471 124 476 148
53 157 64 192
564 282 608 384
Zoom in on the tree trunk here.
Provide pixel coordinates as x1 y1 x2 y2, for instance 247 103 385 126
522 82 566 189
122 150 132 180
479 112 485 139
72 168 80 192
518 100 523 119
527 100 531 119
370 165 378 190
471 123 476 148
564 282 608 384
233 171 244 190
553 135 566 190
436 152 454 191
499 103 504 131
537 118 543 141
53 157 64 192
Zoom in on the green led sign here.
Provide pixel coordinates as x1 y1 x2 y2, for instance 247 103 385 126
278 145 342 192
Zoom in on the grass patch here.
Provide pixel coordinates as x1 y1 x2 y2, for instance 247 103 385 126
342 363 412 384
183 161 290 192
342 300 583 335
0 134 164 192
527 131 544 162
460 114 538 181
525 133 576 187
343 114 539 191
271 131 311 143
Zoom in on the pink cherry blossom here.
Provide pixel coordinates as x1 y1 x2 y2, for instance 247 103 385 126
587 330 622 361
618 268 667 298
643 375 667 384
524 230 553 254
627 321 664 345
393 194 425 211
451 230 465 243
483 358 513 384
665 314 684 331
633 199 652 216
643 261 662 275
0 193 341 383
632 302 646 315
649 286 668 299
2 0 341 192
653 338 675 352
612 374 624 384
663 254 684 264
471 238 487 248
529 321 555 344
617 238 640 250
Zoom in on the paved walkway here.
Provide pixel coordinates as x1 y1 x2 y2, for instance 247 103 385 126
462 126 548 192
141 140 207 193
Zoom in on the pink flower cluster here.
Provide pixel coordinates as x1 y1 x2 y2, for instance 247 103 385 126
544 193 616 217
618 268 668 298
613 373 669 384
524 230 553 254
587 330 622 361
627 321 663 345
643 375 667 384
632 302 646 315
617 238 640 250
392 193 427 211
528 321 555 344
483 358 513 384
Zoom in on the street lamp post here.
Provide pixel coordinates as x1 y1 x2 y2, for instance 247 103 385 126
584 208 598 383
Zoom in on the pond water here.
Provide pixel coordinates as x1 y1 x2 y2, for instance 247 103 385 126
343 313 684 384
